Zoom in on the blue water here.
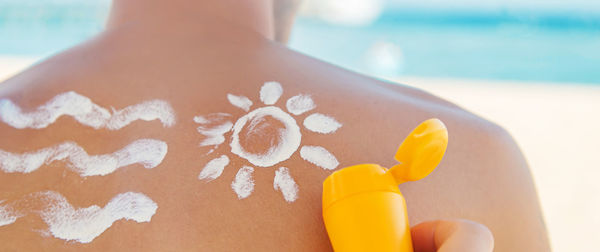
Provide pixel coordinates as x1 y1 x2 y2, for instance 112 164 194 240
1 2 599 84
0 1 108 57
289 10 600 84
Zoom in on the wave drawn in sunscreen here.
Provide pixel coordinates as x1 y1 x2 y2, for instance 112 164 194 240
0 91 176 130
0 201 22 227
36 191 157 243
195 81 342 202
0 139 168 176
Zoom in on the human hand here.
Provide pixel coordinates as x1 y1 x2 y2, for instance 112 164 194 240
411 219 494 252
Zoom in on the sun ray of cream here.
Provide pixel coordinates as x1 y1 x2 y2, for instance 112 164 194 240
198 155 230 181
286 94 316 116
273 167 299 203
227 94 253 112
231 166 255 199
260 81 283 105
303 113 342 134
199 134 227 147
300 145 340 170
194 113 233 148
197 122 233 146
193 112 232 124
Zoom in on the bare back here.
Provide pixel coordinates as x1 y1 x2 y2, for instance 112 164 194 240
0 20 549 251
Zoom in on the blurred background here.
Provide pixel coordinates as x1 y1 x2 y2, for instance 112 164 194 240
1 0 598 250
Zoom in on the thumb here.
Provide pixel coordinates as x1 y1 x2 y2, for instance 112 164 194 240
411 219 494 252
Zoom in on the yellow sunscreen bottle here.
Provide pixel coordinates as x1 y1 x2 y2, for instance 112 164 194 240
322 118 448 252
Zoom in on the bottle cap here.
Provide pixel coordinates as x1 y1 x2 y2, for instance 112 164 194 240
322 118 448 211
388 118 448 184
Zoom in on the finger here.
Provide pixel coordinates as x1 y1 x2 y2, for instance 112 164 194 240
411 221 440 252
411 219 494 252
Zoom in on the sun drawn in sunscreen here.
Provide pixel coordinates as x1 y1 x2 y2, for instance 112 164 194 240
195 81 342 202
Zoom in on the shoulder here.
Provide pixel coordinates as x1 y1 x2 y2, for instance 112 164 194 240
267 44 550 250
0 33 549 250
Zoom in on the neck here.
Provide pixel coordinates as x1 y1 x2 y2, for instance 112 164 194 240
107 0 275 40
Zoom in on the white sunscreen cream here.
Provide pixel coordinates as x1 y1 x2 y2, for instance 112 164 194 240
231 166 255 199
230 106 302 167
0 139 168 176
196 82 344 202
0 201 21 227
227 94 253 112
0 91 175 130
300 145 340 170
260 81 283 105
303 113 342 134
273 167 299 203
36 191 157 244
105 100 176 130
194 113 233 147
198 155 230 181
286 94 316 116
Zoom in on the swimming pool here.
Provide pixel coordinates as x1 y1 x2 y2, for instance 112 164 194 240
1 1 599 84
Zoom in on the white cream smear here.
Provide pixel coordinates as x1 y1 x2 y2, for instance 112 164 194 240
231 166 255 199
230 106 301 167
286 94 316 116
227 94 253 112
260 81 283 105
0 91 175 130
0 139 167 176
0 201 22 226
198 155 229 181
273 167 299 203
303 113 342 134
300 145 340 170
196 82 344 202
36 191 157 244
105 100 176 130
194 113 233 147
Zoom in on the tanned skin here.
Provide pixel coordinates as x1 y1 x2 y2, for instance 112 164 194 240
0 0 550 251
